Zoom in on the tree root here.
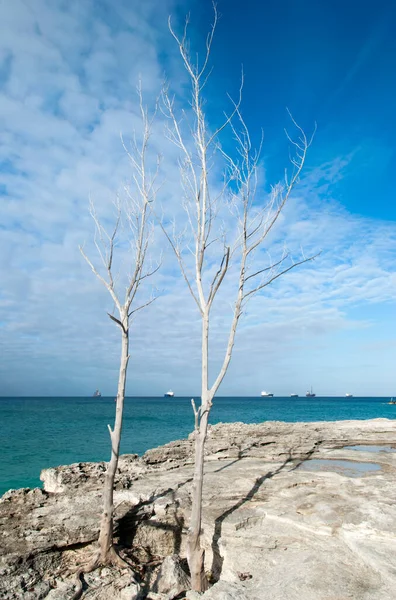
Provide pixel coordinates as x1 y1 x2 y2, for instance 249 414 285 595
107 544 134 571
70 551 100 600
69 546 139 600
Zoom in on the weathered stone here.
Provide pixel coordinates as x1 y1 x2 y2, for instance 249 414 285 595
189 581 251 599
45 581 76 599
152 554 190 598
185 592 202 600
1 419 396 599
83 571 139 600
40 454 143 494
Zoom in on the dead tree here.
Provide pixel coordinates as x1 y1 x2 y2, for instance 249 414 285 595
163 6 317 591
74 88 160 598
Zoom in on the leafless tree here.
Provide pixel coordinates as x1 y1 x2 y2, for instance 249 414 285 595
73 88 160 598
162 6 317 591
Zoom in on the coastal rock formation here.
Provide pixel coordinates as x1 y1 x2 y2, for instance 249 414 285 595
1 419 396 599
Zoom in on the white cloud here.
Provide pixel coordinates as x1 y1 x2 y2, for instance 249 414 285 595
0 0 395 398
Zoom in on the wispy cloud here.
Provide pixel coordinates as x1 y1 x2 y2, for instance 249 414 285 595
322 8 391 111
0 1 395 398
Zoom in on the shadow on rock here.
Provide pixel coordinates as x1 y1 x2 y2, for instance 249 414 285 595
210 443 319 581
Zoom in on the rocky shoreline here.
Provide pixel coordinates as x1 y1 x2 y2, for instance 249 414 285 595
1 418 395 599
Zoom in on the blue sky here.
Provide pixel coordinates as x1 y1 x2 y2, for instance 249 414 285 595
0 0 395 397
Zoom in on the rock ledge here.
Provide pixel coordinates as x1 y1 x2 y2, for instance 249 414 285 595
1 419 395 599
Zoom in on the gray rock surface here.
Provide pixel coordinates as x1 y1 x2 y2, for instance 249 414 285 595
151 555 190 598
1 419 396 599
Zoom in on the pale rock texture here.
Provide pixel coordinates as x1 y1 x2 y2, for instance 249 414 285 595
1 419 396 599
151 555 190 598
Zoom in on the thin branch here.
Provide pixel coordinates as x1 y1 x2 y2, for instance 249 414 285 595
128 295 158 318
157 217 203 314
79 244 121 312
243 253 321 300
208 246 230 306
107 312 127 334
191 398 200 431
244 252 290 284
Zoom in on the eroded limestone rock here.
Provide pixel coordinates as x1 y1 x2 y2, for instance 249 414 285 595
1 419 396 599
151 554 190 598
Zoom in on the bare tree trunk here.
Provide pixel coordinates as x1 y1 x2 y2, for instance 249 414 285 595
187 408 210 590
187 313 211 590
98 315 129 563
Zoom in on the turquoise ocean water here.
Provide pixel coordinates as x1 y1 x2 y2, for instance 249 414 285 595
0 396 395 497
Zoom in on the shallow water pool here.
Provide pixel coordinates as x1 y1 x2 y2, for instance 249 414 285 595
343 445 396 453
297 458 382 478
